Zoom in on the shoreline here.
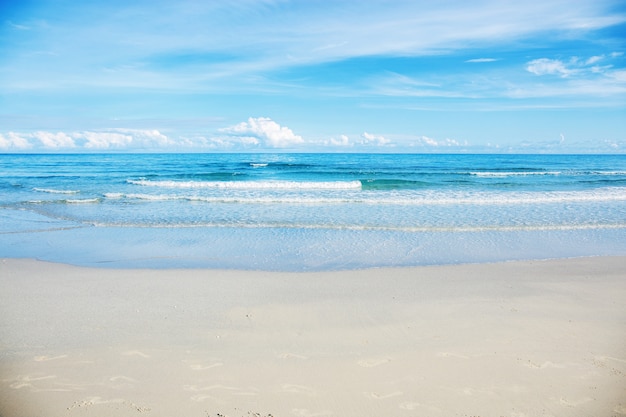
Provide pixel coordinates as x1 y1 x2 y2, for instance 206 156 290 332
4 203 626 271
2 252 625 272
1 256 625 416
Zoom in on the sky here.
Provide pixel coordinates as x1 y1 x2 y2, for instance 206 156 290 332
1 0 625 153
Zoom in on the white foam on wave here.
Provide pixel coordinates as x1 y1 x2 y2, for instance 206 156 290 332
104 193 179 201
106 193 355 205
90 219 626 232
471 170 626 178
190 190 626 205
27 197 100 204
65 198 101 204
33 187 80 194
105 187 626 205
380 188 626 206
127 179 363 190
586 171 626 176
470 171 562 177
186 196 351 204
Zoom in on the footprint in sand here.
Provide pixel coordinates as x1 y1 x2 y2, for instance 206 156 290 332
558 397 594 407
593 355 626 377
184 384 239 393
291 408 332 417
9 375 57 389
278 352 308 360
34 354 68 362
122 350 151 358
187 385 257 402
522 359 565 369
400 401 442 413
399 401 421 410
189 362 223 370
436 352 469 359
109 375 137 389
613 405 626 415
68 397 123 408
67 397 150 413
281 384 317 396
368 391 403 400
596 355 626 364
110 376 137 383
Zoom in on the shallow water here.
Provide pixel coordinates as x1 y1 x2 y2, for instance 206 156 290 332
1 153 625 270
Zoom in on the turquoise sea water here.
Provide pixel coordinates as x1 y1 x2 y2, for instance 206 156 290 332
1 153 625 270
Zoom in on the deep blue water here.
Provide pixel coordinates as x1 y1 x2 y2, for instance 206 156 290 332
1 153 625 270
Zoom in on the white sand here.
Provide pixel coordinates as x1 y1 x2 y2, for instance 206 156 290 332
0 257 625 417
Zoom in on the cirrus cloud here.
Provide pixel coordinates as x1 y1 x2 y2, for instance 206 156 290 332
466 58 499 63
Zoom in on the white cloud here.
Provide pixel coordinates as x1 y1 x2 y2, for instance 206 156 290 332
79 131 133 149
0 131 76 150
5 0 623 94
370 72 469 98
316 134 352 147
0 129 176 151
586 55 603 65
526 58 574 77
361 132 391 146
320 133 467 149
2 126 305 152
609 70 626 82
178 135 250 150
0 132 34 150
116 129 172 147
514 54 626 99
34 131 76 148
78 129 178 149
331 134 351 146
206 2 620 69
411 136 465 147
466 58 498 63
525 54 621 79
420 135 439 146
7 21 30 30
365 51 625 104
219 117 304 148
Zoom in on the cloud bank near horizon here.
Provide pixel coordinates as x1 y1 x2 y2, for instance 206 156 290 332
2 118 624 153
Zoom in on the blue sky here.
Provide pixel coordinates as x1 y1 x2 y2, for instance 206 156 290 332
1 0 625 153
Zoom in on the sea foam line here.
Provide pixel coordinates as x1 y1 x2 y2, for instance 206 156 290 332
103 188 626 205
28 198 101 204
469 171 562 177
469 170 626 178
64 198 101 204
33 188 80 194
127 179 362 190
90 221 626 233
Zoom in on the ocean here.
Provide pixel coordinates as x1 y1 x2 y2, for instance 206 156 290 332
1 153 625 270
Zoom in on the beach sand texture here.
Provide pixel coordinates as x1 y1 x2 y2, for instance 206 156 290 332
0 257 625 417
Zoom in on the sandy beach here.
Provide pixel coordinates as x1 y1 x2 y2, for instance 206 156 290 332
0 257 625 417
